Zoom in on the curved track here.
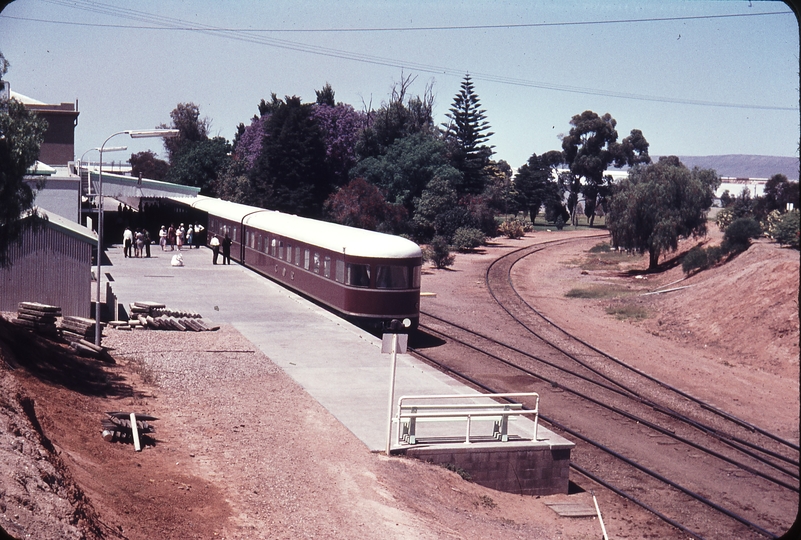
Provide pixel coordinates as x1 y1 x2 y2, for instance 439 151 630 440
413 235 798 539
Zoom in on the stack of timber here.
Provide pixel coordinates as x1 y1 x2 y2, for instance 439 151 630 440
60 315 98 342
11 302 61 337
114 301 219 332
101 412 158 450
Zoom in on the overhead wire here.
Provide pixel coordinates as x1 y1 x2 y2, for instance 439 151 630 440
4 0 796 111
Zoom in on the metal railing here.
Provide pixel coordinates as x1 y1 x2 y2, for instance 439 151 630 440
395 392 540 445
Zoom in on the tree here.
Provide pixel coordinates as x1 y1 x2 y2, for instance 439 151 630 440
0 52 49 268
560 111 650 226
165 137 231 195
311 101 367 186
761 174 800 213
158 102 210 163
249 95 331 217
356 73 435 159
323 177 406 232
442 74 494 196
351 132 461 215
129 150 169 181
513 152 562 223
607 156 718 270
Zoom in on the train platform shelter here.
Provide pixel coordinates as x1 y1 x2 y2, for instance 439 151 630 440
99 243 574 495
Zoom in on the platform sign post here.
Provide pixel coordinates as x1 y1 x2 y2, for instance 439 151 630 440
384 318 411 455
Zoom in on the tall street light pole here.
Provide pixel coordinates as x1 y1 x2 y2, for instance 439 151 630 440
95 129 179 346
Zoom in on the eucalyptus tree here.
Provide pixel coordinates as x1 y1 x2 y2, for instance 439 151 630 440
560 110 650 226
607 156 719 270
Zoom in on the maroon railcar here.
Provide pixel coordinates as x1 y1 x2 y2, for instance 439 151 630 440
192 196 421 329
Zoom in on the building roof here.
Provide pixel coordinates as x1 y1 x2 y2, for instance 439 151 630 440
22 208 97 245
9 90 45 105
88 169 200 199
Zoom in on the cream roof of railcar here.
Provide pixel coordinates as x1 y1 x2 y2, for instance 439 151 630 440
189 196 421 259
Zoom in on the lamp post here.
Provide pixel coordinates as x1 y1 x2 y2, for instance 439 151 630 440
94 129 179 345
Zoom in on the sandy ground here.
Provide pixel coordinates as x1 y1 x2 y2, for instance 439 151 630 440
0 227 798 539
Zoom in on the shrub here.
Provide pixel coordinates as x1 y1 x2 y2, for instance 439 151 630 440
722 217 762 253
498 219 525 239
773 209 800 249
682 246 709 275
452 227 485 252
423 236 455 268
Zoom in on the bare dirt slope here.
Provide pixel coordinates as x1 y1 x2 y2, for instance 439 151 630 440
0 228 798 539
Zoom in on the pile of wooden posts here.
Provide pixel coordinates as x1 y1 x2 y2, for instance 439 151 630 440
109 301 219 332
101 412 158 451
61 315 98 342
11 302 61 337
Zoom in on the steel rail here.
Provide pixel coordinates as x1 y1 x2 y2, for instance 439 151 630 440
489 239 799 454
418 319 799 491
409 344 781 540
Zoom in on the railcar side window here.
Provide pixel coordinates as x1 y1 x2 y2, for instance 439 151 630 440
313 253 321 274
279 240 284 260
346 264 370 288
295 246 301 266
271 239 277 257
304 249 310 270
375 265 410 289
286 243 292 262
323 256 331 278
335 259 344 283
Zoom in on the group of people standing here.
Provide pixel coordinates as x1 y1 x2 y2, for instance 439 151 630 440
122 227 152 258
122 221 232 266
157 223 204 251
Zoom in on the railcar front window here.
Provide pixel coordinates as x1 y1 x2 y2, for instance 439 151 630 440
375 265 410 289
346 264 370 288
413 265 421 288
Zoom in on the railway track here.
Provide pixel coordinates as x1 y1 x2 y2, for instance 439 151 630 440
413 235 798 539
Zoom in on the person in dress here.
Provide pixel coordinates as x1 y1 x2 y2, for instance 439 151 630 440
168 224 176 251
159 225 167 251
186 224 194 249
176 223 185 250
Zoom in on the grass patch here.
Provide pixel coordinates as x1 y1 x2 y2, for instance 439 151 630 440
606 304 649 321
565 284 626 299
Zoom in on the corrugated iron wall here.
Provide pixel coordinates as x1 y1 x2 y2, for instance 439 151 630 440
0 226 92 317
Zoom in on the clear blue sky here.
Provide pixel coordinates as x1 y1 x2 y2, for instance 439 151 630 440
1 0 798 171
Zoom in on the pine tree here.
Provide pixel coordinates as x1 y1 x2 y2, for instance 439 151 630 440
442 74 494 196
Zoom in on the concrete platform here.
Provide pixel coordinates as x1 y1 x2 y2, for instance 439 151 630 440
99 243 574 494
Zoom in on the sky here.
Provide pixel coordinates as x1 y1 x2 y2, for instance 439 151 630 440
0 0 798 172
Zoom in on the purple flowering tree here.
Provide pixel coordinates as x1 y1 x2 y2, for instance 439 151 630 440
311 103 367 186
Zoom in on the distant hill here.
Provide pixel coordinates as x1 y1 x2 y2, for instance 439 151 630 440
657 155 799 181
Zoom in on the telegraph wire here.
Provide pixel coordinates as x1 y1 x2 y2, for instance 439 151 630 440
3 1 796 112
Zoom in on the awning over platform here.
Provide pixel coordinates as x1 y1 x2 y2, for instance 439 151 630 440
88 170 200 199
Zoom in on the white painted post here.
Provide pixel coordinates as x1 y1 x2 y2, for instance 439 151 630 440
129 412 141 452
385 331 399 455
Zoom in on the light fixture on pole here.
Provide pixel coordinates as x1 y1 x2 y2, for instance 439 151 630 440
79 146 127 196
94 129 179 346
